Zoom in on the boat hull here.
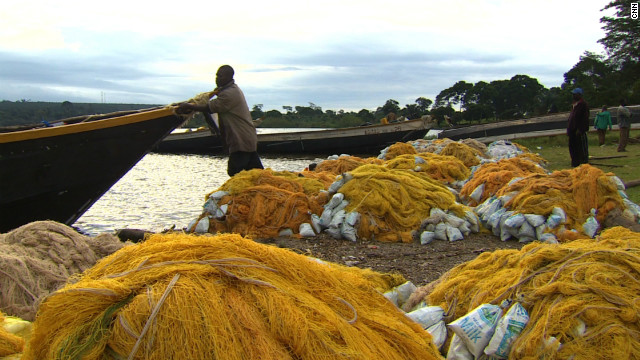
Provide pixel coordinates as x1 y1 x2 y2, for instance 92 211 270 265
0 108 184 232
154 118 432 155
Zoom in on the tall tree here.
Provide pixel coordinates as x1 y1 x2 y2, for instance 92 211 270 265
379 99 401 116
415 97 433 114
599 0 640 66
434 81 473 110
562 52 617 107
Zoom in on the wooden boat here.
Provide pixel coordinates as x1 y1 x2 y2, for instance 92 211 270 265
437 105 639 142
154 117 434 155
0 107 186 233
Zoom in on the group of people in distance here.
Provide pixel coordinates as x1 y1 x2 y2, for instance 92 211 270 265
568 87 633 168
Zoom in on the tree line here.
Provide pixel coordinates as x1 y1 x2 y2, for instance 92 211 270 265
2 1 637 129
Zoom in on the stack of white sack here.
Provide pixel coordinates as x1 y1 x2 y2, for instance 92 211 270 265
486 140 525 160
446 302 529 360
414 208 481 244
405 304 448 351
310 191 360 242
475 194 565 243
187 190 230 233
383 281 417 309
611 175 640 223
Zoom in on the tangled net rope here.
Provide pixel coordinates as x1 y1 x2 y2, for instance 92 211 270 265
378 142 417 160
338 164 468 242
0 221 127 321
0 311 24 358
460 156 547 206
314 156 383 175
406 226 640 359
438 142 483 167
383 153 470 185
194 169 330 237
23 233 443 360
496 164 624 236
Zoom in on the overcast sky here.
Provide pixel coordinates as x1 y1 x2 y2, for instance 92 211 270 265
0 0 613 112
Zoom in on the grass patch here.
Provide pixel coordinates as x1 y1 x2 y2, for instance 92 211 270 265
513 130 640 205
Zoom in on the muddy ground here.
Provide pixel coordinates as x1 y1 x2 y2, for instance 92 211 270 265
254 233 528 287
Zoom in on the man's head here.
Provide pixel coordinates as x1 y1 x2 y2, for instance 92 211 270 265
571 87 583 101
216 65 235 88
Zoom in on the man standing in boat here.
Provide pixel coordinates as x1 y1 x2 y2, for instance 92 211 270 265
178 65 264 176
567 87 589 167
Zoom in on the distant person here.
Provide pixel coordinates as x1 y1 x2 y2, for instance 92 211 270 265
567 88 589 167
178 65 263 176
548 103 559 114
594 105 612 146
616 98 632 152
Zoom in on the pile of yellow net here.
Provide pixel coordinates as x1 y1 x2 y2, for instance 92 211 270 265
383 153 470 185
315 156 383 175
438 142 483 167
407 226 640 359
378 142 417 160
496 164 624 237
23 233 443 360
460 156 547 206
338 164 468 242
0 312 24 358
390 139 485 168
191 169 330 238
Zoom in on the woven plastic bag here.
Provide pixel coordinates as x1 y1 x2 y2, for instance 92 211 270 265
448 304 502 359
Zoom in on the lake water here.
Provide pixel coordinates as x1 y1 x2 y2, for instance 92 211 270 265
73 153 327 236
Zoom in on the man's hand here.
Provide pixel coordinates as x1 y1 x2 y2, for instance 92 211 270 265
177 102 196 114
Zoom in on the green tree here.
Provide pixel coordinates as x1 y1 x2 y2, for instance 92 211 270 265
415 97 433 114
251 104 264 119
506 74 545 116
599 0 640 66
434 81 473 110
61 101 74 116
401 104 421 119
562 52 617 107
357 109 374 123
378 99 401 118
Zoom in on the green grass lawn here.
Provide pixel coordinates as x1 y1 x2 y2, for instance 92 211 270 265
513 129 640 205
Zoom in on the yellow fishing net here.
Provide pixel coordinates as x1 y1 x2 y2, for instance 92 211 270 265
197 169 331 238
383 153 470 185
340 164 468 242
380 142 417 160
496 164 624 236
0 312 24 358
411 226 640 360
460 156 547 206
438 142 483 167
23 233 443 360
314 156 384 175
215 168 327 197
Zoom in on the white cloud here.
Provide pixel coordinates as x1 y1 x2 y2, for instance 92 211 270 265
0 0 613 111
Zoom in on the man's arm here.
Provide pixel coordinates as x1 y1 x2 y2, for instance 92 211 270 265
177 89 220 114
177 102 209 114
